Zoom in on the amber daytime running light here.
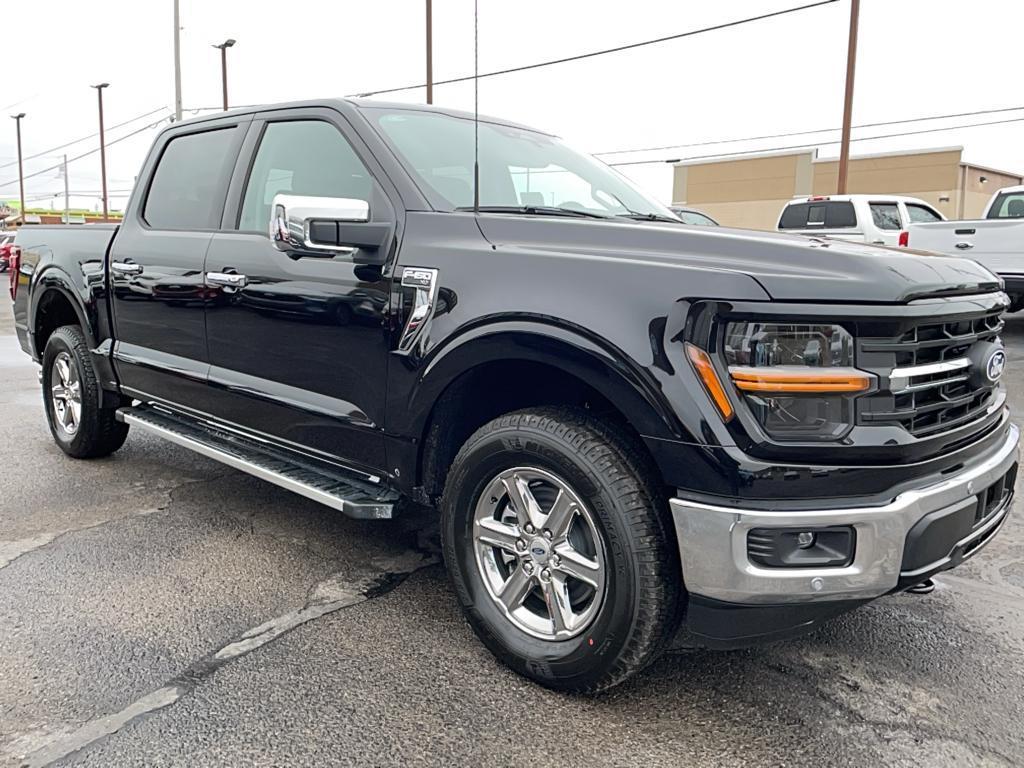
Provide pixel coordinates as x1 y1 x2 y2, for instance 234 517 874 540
685 343 734 420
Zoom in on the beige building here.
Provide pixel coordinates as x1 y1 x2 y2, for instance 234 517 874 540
671 147 1023 231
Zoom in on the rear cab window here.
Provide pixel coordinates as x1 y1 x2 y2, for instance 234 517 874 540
986 191 1024 219
779 201 857 230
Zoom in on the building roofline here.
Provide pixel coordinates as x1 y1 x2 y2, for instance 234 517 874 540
959 159 1023 179
674 144 967 168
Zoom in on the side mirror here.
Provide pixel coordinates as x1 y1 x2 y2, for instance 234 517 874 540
270 194 388 263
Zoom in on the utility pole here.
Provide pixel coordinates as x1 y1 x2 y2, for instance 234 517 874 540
92 83 109 221
10 113 25 226
62 154 70 224
173 0 183 121
213 39 236 111
426 0 433 104
836 0 860 194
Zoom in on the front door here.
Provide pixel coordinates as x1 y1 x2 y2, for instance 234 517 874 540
110 119 248 407
202 112 397 471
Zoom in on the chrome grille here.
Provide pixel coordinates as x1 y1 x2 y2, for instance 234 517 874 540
857 308 1003 438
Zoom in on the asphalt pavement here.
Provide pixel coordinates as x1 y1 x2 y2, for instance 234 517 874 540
2 299 1024 767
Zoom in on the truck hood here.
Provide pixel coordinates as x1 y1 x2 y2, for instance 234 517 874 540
476 216 1002 303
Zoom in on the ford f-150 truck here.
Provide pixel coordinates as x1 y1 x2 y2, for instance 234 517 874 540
907 185 1024 311
9 99 1019 692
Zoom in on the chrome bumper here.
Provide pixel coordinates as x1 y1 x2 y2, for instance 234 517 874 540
670 424 1019 604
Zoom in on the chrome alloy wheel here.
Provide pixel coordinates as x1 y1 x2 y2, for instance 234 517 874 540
50 351 82 436
473 467 607 640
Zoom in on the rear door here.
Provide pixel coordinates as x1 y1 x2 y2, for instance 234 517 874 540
200 108 399 471
109 116 249 407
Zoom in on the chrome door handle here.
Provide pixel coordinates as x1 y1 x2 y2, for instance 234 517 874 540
111 261 144 275
955 242 974 250
206 271 248 289
396 267 439 357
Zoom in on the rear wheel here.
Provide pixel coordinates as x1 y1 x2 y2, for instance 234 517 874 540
41 325 129 458
441 407 681 692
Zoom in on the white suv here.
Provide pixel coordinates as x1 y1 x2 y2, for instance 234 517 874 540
776 195 945 246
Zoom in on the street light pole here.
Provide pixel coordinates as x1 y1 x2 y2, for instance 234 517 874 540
10 113 25 226
426 0 433 104
173 0 183 121
213 39 236 111
63 154 69 224
91 83 110 221
836 0 860 195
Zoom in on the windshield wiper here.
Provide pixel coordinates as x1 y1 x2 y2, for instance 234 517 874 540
455 205 613 220
619 212 684 224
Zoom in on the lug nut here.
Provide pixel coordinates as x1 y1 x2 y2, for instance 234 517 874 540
540 568 551 581
523 562 535 574
542 529 552 540
524 524 535 534
515 538 526 551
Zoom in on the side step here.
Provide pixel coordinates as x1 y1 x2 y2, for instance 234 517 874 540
118 405 400 519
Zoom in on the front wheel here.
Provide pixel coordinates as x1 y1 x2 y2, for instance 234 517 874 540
441 407 681 693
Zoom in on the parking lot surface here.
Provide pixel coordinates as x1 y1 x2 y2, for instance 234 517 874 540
2 300 1024 768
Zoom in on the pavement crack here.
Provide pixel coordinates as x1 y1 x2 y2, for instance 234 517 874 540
12 551 437 768
0 473 230 575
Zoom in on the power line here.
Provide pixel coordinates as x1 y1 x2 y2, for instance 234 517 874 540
0 104 167 171
593 104 1024 157
606 114 1024 167
349 0 839 98
0 116 170 189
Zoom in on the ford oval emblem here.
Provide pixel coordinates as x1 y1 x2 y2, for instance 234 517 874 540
986 349 1006 383
531 546 546 557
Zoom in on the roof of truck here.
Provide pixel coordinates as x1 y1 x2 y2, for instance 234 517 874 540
171 98 553 137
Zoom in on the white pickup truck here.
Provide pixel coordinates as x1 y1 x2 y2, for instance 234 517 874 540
907 185 1024 311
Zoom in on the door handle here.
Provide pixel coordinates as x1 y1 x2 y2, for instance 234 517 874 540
111 261 144 275
206 271 248 289
955 242 974 250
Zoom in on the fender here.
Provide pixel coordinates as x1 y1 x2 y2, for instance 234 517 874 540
27 261 120 400
389 315 699 460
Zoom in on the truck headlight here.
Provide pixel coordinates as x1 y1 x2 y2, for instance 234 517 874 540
722 323 870 441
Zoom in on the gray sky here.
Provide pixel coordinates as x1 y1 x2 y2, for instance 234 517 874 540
2 0 1022 213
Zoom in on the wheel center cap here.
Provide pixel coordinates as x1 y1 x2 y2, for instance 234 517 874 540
528 538 550 564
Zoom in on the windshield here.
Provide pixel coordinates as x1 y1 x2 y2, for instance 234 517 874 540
986 191 1024 219
365 107 673 219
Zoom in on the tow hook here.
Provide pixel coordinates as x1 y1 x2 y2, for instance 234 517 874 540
906 578 935 595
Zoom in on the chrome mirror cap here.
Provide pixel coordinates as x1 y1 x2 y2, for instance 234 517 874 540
270 193 370 255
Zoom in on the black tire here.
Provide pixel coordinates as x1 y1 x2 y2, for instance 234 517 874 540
41 325 129 459
441 407 681 693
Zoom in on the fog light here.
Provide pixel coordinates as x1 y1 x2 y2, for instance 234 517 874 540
747 526 855 568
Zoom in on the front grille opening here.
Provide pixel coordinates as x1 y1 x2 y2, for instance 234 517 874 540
858 305 1004 439
975 463 1017 525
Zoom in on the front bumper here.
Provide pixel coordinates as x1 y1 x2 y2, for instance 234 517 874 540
670 423 1019 606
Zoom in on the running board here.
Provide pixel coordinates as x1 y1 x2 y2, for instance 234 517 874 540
118 405 399 519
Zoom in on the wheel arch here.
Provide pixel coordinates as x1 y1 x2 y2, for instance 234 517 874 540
405 320 690 500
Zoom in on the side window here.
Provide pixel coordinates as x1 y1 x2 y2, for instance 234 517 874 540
144 127 238 230
906 203 941 223
869 203 902 230
239 121 372 232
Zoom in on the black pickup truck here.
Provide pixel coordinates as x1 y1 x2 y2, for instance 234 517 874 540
9 99 1019 692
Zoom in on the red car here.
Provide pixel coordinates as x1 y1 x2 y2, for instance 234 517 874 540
0 232 15 272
